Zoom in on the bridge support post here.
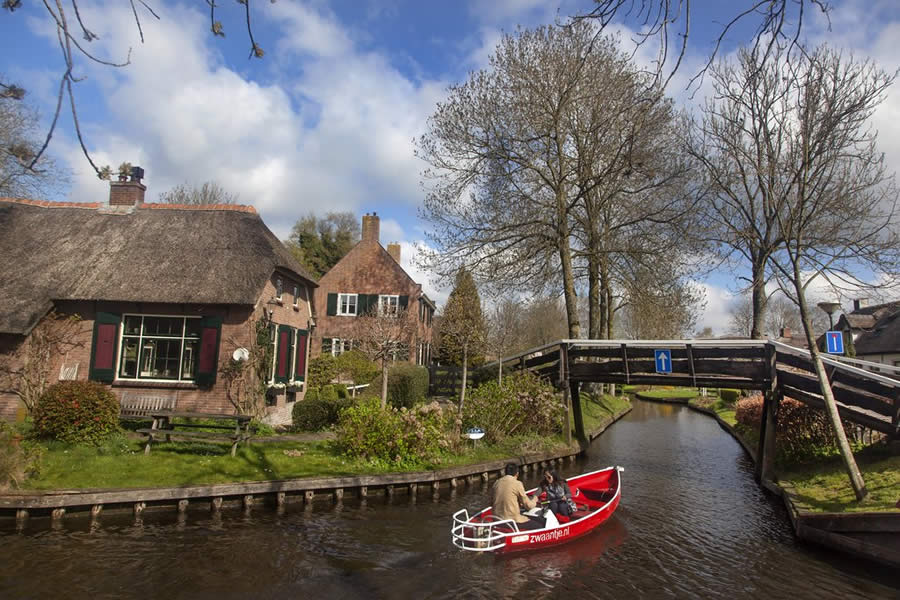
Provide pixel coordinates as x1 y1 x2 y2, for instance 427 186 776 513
756 343 779 486
570 379 588 450
560 343 572 445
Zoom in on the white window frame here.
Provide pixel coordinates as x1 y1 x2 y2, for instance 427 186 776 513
275 276 284 303
379 294 399 316
117 314 202 382
331 338 353 357
268 323 278 384
293 284 300 308
338 293 358 316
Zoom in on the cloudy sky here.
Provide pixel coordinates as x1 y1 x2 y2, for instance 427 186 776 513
4 0 900 332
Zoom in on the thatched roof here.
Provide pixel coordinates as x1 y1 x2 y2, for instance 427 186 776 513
0 199 317 335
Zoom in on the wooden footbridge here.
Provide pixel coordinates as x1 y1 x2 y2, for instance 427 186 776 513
484 339 900 486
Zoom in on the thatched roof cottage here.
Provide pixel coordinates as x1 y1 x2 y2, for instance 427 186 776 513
0 169 317 424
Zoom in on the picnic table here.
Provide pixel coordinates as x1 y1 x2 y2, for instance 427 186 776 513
137 412 253 457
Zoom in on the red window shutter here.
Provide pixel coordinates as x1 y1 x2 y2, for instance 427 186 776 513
195 316 222 387
89 312 120 382
275 325 294 383
294 329 309 381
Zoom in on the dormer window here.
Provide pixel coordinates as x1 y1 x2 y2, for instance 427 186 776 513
293 285 300 308
275 277 283 302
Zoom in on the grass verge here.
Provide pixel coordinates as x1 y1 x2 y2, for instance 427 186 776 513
19 394 631 491
688 397 899 513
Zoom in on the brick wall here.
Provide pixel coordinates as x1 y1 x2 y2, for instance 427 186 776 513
312 236 434 362
0 277 313 425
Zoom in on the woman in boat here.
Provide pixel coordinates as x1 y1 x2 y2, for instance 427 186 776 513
534 469 576 517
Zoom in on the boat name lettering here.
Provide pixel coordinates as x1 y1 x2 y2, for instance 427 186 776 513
511 534 529 543
529 527 570 544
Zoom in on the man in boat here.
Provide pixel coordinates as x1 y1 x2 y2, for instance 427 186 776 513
492 463 542 529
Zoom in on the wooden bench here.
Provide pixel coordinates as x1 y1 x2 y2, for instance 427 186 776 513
119 391 177 419
137 412 253 457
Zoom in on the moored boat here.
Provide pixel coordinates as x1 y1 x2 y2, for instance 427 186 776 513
451 466 623 553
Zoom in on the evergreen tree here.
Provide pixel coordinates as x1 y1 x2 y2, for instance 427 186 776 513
438 268 486 414
285 212 360 278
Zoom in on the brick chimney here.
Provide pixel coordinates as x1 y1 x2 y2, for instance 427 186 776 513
853 298 868 311
387 242 401 263
109 166 146 206
361 212 380 244
780 327 791 338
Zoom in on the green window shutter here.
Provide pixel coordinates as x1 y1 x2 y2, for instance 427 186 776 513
322 337 332 355
367 294 379 315
357 294 368 316
194 316 222 387
89 312 120 383
326 293 338 316
399 295 408 311
294 329 309 382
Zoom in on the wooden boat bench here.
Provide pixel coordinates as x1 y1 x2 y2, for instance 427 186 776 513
136 412 253 457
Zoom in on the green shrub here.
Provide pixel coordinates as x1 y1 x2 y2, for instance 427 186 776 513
308 354 339 389
251 420 276 436
719 389 741 404
735 394 855 462
335 350 379 387
335 384 349 399
33 381 120 444
336 398 452 466
376 363 429 409
320 384 339 403
462 371 564 444
0 422 42 490
292 397 333 431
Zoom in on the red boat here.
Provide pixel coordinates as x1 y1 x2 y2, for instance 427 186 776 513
451 466 623 553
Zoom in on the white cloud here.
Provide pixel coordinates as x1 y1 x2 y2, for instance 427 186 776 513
694 281 734 335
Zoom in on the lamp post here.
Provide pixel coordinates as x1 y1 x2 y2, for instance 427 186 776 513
817 301 842 330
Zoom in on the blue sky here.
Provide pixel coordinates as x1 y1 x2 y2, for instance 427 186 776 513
3 1 900 331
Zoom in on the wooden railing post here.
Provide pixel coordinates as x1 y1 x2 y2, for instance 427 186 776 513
559 344 571 445
756 343 779 485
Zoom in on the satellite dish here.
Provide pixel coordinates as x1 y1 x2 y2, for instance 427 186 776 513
232 347 250 362
466 427 485 440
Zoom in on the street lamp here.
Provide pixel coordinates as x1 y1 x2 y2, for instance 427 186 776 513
817 301 842 330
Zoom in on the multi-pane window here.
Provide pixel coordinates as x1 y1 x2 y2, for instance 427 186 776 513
338 293 358 316
293 285 300 308
332 338 353 357
275 277 283 301
119 315 201 381
379 294 399 316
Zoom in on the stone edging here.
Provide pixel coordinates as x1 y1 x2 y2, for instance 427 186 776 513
685 400 900 568
0 406 633 524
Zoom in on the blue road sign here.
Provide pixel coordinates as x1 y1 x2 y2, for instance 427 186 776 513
654 349 672 374
825 331 844 354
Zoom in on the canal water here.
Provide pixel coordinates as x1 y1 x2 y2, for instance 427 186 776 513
2 400 898 599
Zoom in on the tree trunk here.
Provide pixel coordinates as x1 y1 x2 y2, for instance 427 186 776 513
498 359 503 386
750 255 768 339
795 271 867 500
557 189 580 339
459 343 469 415
380 357 389 409
588 249 600 339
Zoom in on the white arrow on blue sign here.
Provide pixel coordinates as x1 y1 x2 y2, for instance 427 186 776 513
654 349 672 373
825 331 844 354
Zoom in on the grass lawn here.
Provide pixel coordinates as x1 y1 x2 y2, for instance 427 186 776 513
579 393 631 432
21 394 632 491
688 397 899 513
636 388 700 401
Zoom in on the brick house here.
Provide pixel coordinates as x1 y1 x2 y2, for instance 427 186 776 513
312 213 435 365
834 298 900 367
0 169 317 425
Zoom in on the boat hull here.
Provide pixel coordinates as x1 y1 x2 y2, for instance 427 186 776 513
451 466 623 554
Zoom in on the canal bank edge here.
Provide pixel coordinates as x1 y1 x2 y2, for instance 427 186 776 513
0 405 632 523
686 401 900 568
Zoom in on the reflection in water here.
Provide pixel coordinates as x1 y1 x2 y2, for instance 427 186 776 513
1 400 898 599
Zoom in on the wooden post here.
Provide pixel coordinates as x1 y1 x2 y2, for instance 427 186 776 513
333 488 344 502
132 503 144 517
560 343 572 445
276 492 286 506
16 509 28 521
211 497 223 512
570 379 587 450
756 343 778 484
432 481 440 496
91 505 103 518
243 495 253 510
449 478 457 488
385 485 395 498
304 491 315 504
409 483 417 497
177 499 189 513
360 486 368 498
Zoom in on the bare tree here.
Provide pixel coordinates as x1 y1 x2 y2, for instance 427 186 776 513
346 307 416 409
158 181 239 205
577 1 831 91
2 0 267 179
727 294 754 338
0 89 65 198
0 311 85 415
702 43 900 500
485 299 519 383
617 262 705 339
